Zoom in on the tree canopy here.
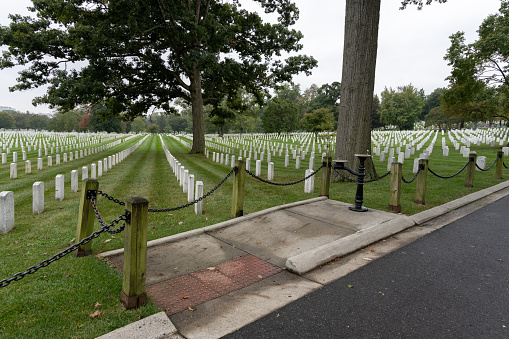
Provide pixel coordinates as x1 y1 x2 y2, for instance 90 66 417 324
442 1 509 122
0 0 317 153
380 84 423 130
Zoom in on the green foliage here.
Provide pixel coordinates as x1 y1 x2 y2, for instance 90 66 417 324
130 117 146 134
380 84 424 130
301 107 335 139
421 87 445 120
442 2 509 123
46 109 83 132
400 0 448 10
261 99 299 133
146 124 159 134
0 0 317 152
424 106 458 129
26 113 49 130
305 82 341 122
0 111 16 129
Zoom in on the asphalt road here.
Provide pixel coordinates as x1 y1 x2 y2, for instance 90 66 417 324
224 194 509 339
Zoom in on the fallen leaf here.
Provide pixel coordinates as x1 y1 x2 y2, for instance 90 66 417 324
104 239 111 243
89 310 102 318
65 273 72 278
258 275 263 279
369 248 375 252
497 259 504 262
363 258 373 261
179 221 184 225
182 296 190 300
207 267 216 271
205 218 208 221
188 307 195 312
347 284 354 288
280 241 285 244
94 302 101 308
256 241 261 244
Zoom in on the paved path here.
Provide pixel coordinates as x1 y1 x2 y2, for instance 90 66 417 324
97 180 509 339
224 194 509 339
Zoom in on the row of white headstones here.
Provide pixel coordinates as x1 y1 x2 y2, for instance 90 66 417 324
0 134 149 235
372 129 509 173
168 134 317 198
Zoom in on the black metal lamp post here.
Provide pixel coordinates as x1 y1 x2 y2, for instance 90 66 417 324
333 154 372 212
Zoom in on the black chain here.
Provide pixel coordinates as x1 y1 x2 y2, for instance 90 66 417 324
98 190 125 206
505 161 509 169
148 167 236 212
91 199 127 234
364 171 391 183
245 164 324 186
0 202 127 288
428 159 470 179
333 169 391 183
402 167 421 184
333 169 357 183
475 157 498 172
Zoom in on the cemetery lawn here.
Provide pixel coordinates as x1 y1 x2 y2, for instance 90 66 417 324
0 133 507 338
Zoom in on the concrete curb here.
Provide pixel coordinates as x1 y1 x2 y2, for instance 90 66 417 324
99 196 328 258
95 312 177 339
286 178 509 275
285 216 416 275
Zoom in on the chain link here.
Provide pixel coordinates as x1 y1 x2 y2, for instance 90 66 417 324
0 202 127 288
505 161 509 169
245 164 324 186
364 171 391 183
402 167 422 184
333 169 357 183
98 190 125 206
333 168 391 183
428 159 470 179
91 199 127 234
148 167 236 212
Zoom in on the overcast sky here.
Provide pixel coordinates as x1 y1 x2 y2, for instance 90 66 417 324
0 0 503 114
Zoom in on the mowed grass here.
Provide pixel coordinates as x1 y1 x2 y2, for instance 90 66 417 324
0 132 508 338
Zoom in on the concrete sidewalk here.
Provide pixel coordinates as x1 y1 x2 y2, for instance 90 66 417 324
96 179 509 339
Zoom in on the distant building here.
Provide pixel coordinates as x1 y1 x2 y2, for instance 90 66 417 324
0 106 16 112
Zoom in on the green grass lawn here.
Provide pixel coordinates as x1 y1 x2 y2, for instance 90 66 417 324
0 132 508 338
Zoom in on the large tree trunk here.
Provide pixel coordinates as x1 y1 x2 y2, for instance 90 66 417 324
334 0 380 180
189 66 206 154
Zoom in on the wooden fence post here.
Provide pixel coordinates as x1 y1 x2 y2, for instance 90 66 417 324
231 160 246 218
415 159 428 205
320 156 332 198
465 152 477 188
389 162 402 212
73 179 99 257
121 197 149 309
495 151 504 179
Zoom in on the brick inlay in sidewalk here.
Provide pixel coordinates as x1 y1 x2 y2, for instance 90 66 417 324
148 254 282 315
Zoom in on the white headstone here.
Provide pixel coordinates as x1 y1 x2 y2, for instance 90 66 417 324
195 181 203 215
71 170 78 192
0 191 14 234
10 163 17 179
188 174 195 202
82 166 88 181
33 182 44 214
55 174 64 201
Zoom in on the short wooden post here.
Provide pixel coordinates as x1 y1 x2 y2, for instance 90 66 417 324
465 152 477 188
121 197 149 309
495 151 503 179
388 162 402 212
231 160 246 218
73 179 99 257
415 159 428 205
320 156 332 198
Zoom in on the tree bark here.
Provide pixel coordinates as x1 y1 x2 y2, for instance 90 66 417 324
189 66 206 154
334 0 380 180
